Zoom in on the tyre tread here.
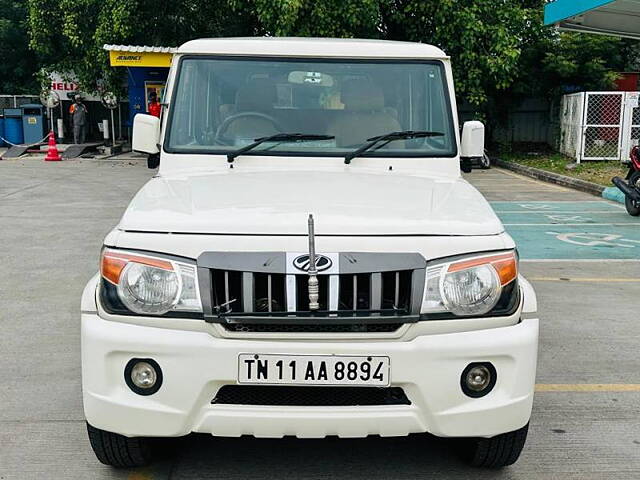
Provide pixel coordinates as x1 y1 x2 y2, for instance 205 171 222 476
625 172 640 216
467 423 529 468
86 423 152 468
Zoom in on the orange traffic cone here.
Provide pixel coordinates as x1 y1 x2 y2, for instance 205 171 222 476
44 131 62 161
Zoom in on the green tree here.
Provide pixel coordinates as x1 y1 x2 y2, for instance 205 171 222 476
383 0 543 109
541 33 626 94
27 0 636 119
27 0 259 93
250 0 381 38
0 0 39 93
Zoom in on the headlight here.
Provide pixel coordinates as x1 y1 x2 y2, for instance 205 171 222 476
422 251 518 317
100 248 202 315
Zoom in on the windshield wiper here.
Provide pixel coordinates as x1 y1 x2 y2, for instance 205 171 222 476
344 130 444 164
227 133 334 163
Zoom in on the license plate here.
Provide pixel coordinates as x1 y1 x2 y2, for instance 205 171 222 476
237 354 390 386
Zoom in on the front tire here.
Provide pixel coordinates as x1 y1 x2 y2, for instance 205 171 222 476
480 152 491 169
86 423 153 468
624 172 640 216
461 423 529 468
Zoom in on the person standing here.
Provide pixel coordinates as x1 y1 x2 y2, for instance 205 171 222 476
69 95 88 144
147 92 161 118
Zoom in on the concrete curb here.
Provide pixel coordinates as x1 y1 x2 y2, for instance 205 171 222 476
602 186 626 204
492 158 606 197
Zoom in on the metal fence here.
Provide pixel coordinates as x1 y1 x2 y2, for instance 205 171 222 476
459 98 553 145
0 95 40 109
559 91 639 162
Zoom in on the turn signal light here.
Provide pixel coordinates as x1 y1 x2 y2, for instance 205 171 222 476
101 250 173 285
448 252 517 286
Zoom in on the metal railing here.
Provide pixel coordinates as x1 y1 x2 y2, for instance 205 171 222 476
0 95 39 109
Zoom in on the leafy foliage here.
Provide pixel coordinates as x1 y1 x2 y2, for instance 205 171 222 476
27 0 259 94
26 0 639 113
0 0 39 93
541 33 627 93
250 0 381 38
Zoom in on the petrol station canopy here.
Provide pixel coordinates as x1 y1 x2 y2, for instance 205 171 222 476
544 0 640 40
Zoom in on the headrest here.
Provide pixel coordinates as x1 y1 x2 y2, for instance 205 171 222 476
341 81 385 112
236 78 277 111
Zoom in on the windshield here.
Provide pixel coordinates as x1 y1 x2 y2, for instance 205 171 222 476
165 57 456 158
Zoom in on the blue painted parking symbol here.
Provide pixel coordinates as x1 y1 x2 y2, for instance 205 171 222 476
491 201 640 260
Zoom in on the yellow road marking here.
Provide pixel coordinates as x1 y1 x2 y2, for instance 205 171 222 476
536 384 640 392
528 277 640 283
128 471 155 480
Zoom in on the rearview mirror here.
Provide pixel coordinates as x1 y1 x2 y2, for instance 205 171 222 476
133 114 160 155
288 71 334 87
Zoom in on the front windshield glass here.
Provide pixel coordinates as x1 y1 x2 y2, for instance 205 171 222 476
166 57 456 157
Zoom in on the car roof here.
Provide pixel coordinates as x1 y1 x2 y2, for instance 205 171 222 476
177 37 448 59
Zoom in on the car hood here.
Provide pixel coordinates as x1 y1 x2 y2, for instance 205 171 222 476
118 168 503 236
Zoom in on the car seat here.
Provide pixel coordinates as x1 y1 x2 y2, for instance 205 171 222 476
326 81 401 147
222 78 282 142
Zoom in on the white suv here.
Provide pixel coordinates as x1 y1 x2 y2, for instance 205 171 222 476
81 37 538 469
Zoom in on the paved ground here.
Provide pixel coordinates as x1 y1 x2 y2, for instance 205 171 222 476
1 158 639 479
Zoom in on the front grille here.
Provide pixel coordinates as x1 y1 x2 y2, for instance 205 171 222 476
197 252 426 332
224 323 403 333
209 271 413 314
211 385 411 406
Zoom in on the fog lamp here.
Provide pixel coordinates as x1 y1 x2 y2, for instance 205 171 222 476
125 358 163 395
461 362 496 398
132 362 157 388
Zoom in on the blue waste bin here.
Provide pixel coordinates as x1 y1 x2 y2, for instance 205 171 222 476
0 113 5 147
22 104 46 144
4 108 23 145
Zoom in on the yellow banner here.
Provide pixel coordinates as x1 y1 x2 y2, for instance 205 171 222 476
109 51 173 67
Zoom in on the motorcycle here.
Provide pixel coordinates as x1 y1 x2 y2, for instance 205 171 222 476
612 145 640 216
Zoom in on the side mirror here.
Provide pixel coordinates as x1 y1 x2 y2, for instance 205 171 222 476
133 114 160 155
460 121 485 173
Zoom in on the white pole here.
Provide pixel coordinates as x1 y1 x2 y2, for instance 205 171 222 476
117 103 122 140
57 118 64 140
110 109 116 147
103 119 109 141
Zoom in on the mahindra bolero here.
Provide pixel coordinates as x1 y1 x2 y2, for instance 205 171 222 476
81 37 538 469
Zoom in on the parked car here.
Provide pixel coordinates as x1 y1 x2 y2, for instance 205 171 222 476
81 37 538 469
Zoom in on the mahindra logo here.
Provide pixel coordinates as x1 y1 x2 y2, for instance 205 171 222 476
293 254 332 272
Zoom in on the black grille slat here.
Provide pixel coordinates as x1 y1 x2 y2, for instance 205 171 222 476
338 273 373 310
381 270 412 311
212 270 243 313
254 273 286 312
212 386 411 406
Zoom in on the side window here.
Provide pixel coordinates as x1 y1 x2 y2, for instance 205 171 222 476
170 61 197 146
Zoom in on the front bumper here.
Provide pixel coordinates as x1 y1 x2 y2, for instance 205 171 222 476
82 311 538 439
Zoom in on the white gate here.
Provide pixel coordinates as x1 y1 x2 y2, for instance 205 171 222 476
581 92 624 161
559 91 639 162
622 92 640 155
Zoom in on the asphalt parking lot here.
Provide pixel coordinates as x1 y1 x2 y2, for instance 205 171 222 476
1 158 639 480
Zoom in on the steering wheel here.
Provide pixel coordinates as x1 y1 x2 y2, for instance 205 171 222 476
214 112 285 145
